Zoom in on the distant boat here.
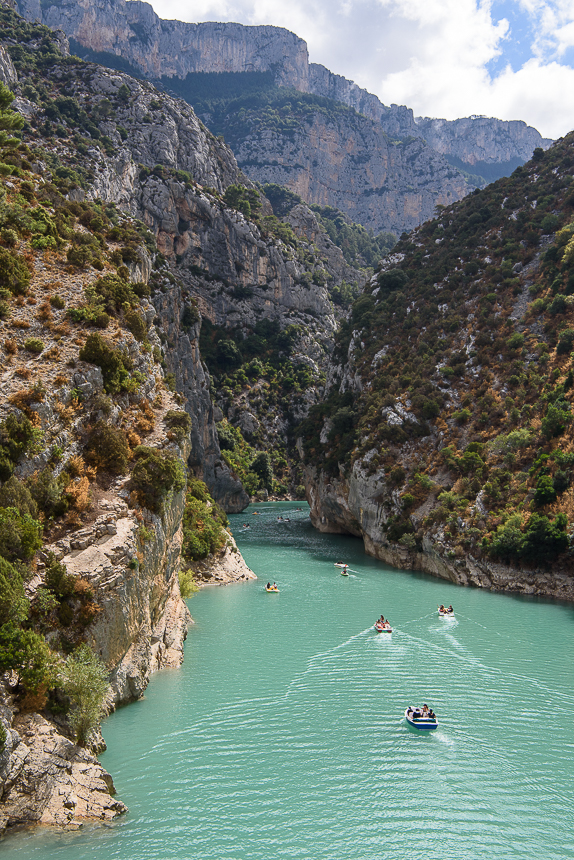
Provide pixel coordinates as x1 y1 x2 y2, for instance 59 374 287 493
438 606 454 617
334 562 348 568
374 621 392 633
340 568 349 576
405 707 438 730
265 586 279 592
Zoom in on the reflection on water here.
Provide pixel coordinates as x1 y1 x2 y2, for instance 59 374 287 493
2 502 573 860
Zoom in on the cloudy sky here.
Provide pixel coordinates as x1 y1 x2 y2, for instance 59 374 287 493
147 0 574 139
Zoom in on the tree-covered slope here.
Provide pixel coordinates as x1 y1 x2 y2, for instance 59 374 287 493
302 137 574 590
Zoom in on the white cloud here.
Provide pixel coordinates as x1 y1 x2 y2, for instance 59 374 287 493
148 0 574 138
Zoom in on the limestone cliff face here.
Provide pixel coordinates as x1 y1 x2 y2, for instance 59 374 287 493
225 110 469 236
414 115 553 166
16 0 310 87
308 64 552 166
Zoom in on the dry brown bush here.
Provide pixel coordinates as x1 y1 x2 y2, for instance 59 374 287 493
54 373 68 386
12 319 30 329
74 577 93 596
125 427 141 448
4 338 18 354
37 302 53 323
15 366 32 379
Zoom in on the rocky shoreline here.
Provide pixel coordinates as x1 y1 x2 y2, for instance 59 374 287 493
306 467 574 604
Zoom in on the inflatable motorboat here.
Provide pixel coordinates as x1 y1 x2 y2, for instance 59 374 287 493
405 707 438 730
438 606 454 617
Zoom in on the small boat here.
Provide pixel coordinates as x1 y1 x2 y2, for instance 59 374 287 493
340 568 349 576
374 621 392 633
438 606 454 617
405 707 438 730
265 586 279 593
334 562 348 568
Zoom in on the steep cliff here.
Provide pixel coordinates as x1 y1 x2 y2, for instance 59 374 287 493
308 63 552 179
15 0 552 228
301 136 574 601
212 94 469 236
16 0 310 87
0 8 264 831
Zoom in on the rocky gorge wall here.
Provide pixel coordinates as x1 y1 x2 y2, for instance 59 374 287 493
17 0 552 177
224 110 469 236
15 0 310 87
304 464 574 603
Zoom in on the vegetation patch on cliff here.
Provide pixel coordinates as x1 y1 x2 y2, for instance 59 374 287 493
304 137 574 569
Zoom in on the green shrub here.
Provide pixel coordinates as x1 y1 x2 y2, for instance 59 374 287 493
378 268 408 291
0 476 37 517
556 329 574 356
49 294 65 309
523 513 568 562
0 506 42 562
0 412 35 465
0 247 30 295
251 451 273 492
27 468 69 518
0 621 55 693
130 447 186 513
125 308 147 341
541 402 571 438
487 514 525 561
68 304 110 328
84 420 129 474
59 644 109 746
453 408 471 424
182 486 228 561
178 567 199 598
534 475 557 506
164 410 191 442
79 332 131 393
23 337 44 354
0 555 28 626
43 551 75 599
93 273 137 314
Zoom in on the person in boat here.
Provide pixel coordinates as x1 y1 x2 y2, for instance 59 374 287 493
428 709 436 719
422 704 429 716
273 582 277 589
267 582 271 589
447 605 453 613
439 604 445 612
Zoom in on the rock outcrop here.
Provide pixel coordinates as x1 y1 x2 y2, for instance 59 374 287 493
0 687 126 831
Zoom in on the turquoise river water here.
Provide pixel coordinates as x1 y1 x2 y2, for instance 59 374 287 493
2 502 574 859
